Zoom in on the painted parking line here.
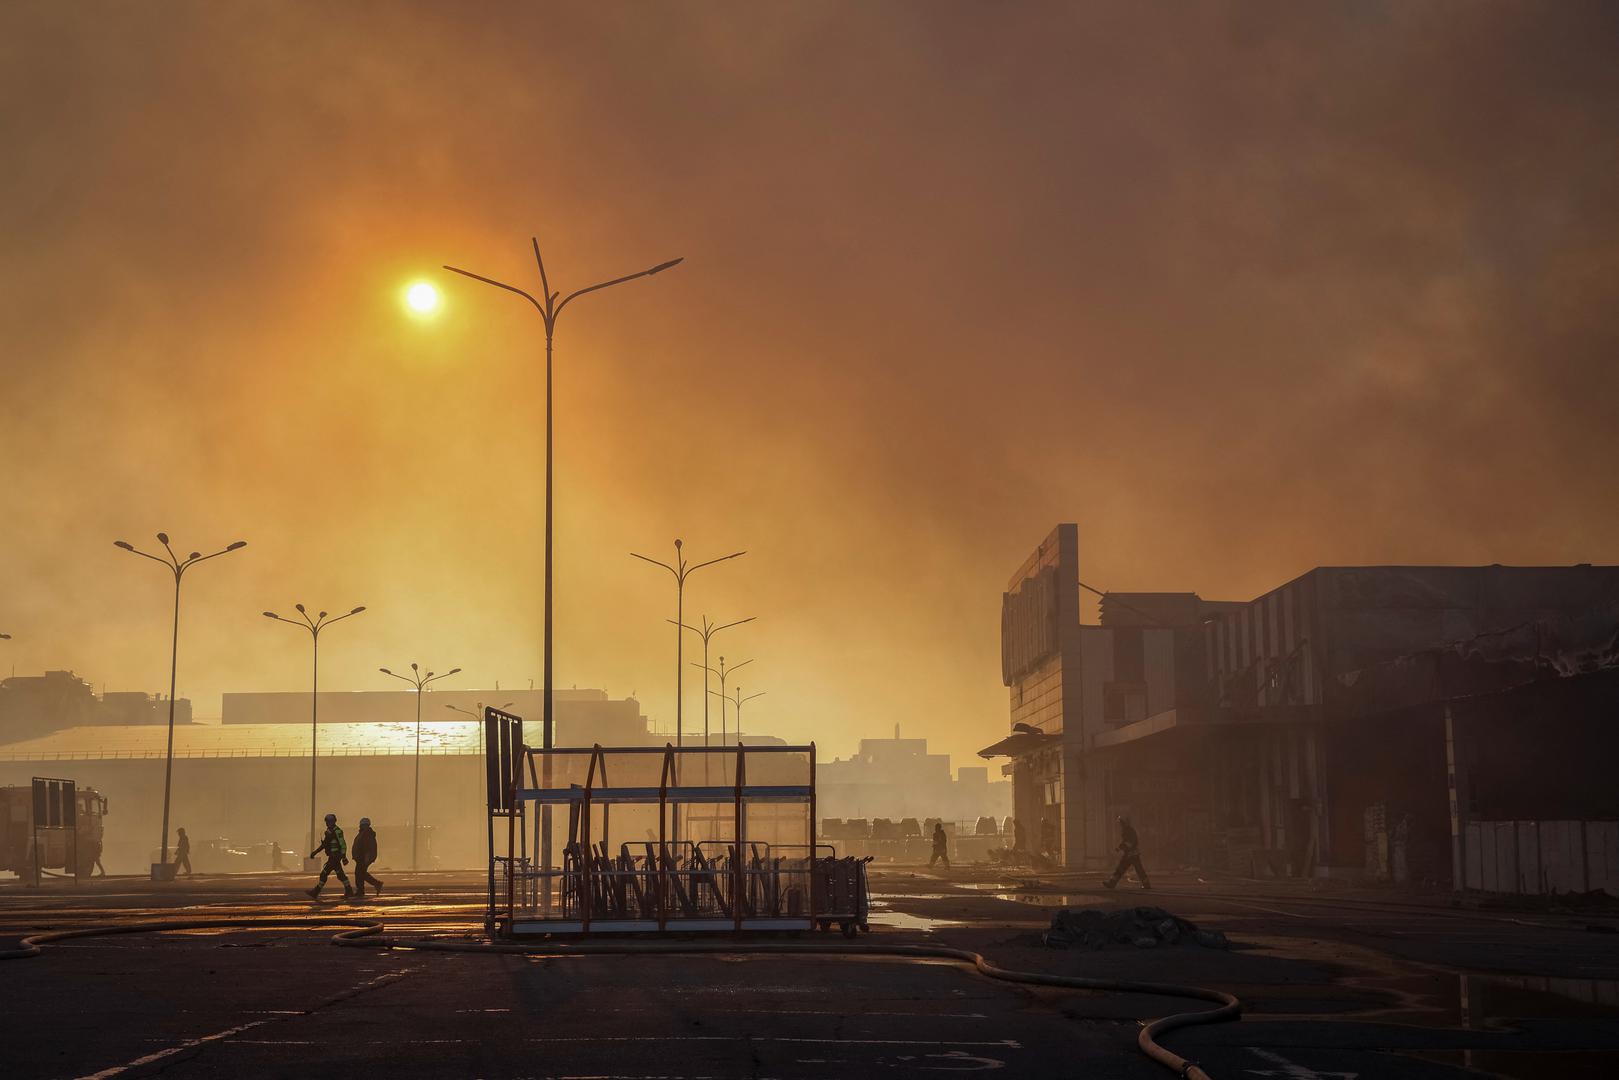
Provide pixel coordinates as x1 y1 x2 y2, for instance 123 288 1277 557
74 969 413 1079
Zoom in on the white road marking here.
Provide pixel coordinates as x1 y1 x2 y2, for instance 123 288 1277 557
527 1037 1022 1047
1246 1047 1358 1079
74 970 411 1079
77 1019 278 1079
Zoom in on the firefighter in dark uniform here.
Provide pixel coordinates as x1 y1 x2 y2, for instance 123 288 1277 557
928 821 951 869
351 817 383 898
1103 815 1150 890
305 813 352 899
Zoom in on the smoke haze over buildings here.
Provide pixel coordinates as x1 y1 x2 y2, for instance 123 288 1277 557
2 2 1617 765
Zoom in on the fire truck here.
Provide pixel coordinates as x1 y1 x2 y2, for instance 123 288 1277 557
1 779 110 880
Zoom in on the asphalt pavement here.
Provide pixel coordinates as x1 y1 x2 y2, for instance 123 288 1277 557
2 866 1616 1079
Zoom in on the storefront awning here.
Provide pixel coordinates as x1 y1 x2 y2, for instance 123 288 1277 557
977 730 1057 759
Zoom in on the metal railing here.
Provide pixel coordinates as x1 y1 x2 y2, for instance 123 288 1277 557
0 745 481 762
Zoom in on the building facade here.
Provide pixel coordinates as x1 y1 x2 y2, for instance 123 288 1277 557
817 726 1012 825
982 524 1619 883
0 670 192 743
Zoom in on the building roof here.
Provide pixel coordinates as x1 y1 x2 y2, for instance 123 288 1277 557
0 720 483 762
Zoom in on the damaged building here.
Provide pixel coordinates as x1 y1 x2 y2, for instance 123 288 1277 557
981 523 1619 890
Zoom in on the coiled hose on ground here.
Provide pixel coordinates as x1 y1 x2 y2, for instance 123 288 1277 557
2 918 1239 1080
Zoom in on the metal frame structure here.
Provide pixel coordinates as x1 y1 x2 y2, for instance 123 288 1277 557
483 713 853 936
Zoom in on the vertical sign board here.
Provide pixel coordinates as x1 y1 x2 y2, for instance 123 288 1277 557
30 777 77 886
483 708 523 934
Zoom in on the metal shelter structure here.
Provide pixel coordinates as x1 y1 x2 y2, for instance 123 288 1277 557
483 707 866 936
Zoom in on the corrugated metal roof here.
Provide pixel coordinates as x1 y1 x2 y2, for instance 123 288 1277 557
0 720 482 762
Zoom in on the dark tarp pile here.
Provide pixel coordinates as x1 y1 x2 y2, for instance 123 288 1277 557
1043 905 1230 950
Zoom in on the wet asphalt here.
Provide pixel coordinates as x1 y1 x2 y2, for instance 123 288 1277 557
1 866 1616 1078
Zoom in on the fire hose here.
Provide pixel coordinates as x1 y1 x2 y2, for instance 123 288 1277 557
2 917 1239 1080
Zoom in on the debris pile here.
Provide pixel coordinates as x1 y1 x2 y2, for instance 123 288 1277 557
1042 906 1230 950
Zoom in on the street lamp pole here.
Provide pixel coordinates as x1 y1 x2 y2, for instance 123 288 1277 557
442 242 683 749
712 685 767 741
698 655 753 746
114 533 247 871
631 540 745 746
444 700 515 762
674 616 755 746
263 605 366 852
380 663 461 870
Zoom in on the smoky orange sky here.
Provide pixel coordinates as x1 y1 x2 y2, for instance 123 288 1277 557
3 2 1616 766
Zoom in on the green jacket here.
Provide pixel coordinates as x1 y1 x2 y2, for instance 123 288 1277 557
312 825 346 861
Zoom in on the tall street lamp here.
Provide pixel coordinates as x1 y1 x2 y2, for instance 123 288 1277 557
674 616 755 746
697 655 753 746
442 240 682 750
114 533 247 874
380 663 461 870
263 604 366 852
631 540 745 745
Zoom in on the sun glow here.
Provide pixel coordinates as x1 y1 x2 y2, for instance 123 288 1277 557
405 281 440 314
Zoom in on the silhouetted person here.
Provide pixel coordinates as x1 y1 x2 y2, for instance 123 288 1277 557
306 813 351 899
351 817 383 898
1013 820 1028 853
1103 815 1150 890
173 827 192 876
270 840 285 871
928 822 950 869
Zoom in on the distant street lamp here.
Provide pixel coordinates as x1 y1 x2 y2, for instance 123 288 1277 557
442 241 682 749
711 685 767 739
631 540 745 746
674 616 755 746
443 700 515 758
114 533 247 874
381 663 462 870
263 605 366 852
697 655 753 746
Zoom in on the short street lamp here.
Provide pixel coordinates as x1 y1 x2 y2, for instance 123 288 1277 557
263 604 366 852
114 533 246 875
381 663 462 870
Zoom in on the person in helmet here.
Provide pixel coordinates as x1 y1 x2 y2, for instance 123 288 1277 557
351 817 383 898
305 813 351 899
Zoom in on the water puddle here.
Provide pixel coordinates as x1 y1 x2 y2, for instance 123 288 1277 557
1405 1049 1619 1079
957 882 1030 892
867 910 967 932
1353 970 1619 1029
989 893 1110 908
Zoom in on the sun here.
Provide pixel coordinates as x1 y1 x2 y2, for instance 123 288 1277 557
405 281 440 314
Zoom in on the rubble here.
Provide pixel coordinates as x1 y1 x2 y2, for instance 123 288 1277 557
1042 906 1230 950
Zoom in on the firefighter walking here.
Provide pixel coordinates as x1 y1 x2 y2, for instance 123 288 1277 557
928 821 951 869
351 817 383 898
305 813 352 899
1103 815 1151 890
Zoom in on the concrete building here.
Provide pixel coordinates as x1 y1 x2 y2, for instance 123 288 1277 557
222 687 647 746
0 670 191 744
818 727 1011 825
981 523 1619 886
0 688 651 875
